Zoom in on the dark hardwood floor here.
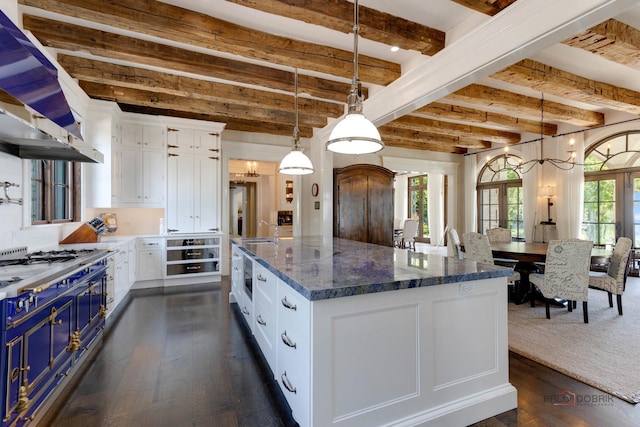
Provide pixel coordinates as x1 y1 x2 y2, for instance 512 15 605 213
49 277 639 427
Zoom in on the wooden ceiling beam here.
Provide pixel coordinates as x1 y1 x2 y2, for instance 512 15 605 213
563 19 640 69
380 124 491 149
491 59 640 115
382 137 468 154
19 0 400 85
389 115 520 144
58 55 344 118
23 15 360 103
224 0 445 56
445 84 604 127
449 0 518 16
414 101 557 135
80 81 327 128
119 103 314 138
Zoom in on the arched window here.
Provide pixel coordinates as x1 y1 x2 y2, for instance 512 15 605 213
583 131 640 248
477 154 524 238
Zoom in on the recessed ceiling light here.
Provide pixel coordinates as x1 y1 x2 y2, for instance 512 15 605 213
390 46 400 52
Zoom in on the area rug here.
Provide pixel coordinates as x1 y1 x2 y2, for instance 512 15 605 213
508 279 640 404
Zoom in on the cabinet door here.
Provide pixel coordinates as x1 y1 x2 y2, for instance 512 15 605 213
367 174 395 246
167 128 194 153
142 150 166 204
335 174 367 241
120 122 143 147
142 125 165 150
194 130 220 155
195 155 220 232
137 249 163 280
119 149 144 203
167 153 196 233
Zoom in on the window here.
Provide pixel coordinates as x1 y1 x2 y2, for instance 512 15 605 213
31 160 80 224
408 174 429 240
477 154 524 238
582 178 616 245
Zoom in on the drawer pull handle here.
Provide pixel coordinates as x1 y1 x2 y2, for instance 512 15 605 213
281 331 296 349
242 306 250 315
257 274 267 282
257 315 266 326
281 371 297 394
186 251 202 256
186 265 202 270
281 296 297 311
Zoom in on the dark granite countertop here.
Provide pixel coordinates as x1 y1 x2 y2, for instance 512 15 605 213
232 236 513 301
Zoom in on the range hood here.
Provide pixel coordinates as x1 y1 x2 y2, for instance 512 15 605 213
0 108 103 163
0 10 102 163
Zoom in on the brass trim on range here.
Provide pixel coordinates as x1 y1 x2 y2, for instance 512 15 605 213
66 329 81 352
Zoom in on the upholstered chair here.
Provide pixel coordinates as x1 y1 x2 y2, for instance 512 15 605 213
589 237 632 315
486 227 512 243
393 219 418 250
529 239 594 323
447 227 463 259
462 232 520 285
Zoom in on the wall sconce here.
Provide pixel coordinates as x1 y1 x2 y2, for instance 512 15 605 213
539 185 556 224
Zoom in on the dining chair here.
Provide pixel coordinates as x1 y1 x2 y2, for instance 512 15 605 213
588 236 632 315
529 239 594 323
486 227 512 243
394 219 418 250
462 232 520 284
447 227 463 259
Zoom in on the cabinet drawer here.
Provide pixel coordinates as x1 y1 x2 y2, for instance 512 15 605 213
277 282 310 332
254 300 276 373
254 264 277 309
137 237 163 249
166 247 219 261
277 340 310 425
167 237 220 247
166 261 219 276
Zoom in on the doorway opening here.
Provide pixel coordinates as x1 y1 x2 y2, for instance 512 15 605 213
229 181 257 238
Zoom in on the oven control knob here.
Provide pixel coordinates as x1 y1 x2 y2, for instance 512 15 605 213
16 299 25 312
28 294 38 308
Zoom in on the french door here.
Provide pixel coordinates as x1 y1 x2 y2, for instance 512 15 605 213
477 183 523 238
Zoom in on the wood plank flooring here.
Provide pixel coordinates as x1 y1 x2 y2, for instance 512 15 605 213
49 277 640 427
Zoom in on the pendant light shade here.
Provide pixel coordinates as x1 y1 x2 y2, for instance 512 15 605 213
279 68 314 175
326 0 383 155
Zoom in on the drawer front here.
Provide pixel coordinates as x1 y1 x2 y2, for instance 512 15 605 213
166 261 219 276
137 238 163 249
277 282 310 332
277 339 310 426
166 237 220 247
254 300 276 373
166 247 219 261
253 264 277 310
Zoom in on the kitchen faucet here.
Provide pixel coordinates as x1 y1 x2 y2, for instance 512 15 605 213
260 220 279 240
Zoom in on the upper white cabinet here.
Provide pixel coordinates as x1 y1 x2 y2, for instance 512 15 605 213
166 126 223 233
115 120 166 207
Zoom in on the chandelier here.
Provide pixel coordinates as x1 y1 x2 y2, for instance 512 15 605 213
326 0 384 155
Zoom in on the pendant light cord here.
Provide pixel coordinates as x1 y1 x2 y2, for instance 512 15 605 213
293 67 300 148
353 0 359 87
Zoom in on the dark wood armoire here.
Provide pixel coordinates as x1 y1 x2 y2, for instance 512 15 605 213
333 164 395 246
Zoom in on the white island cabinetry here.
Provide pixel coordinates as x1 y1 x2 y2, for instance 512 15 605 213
230 237 516 427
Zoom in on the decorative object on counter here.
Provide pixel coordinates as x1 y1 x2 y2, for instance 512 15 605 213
279 68 314 175
326 0 383 155
100 212 118 233
0 181 23 206
59 216 107 244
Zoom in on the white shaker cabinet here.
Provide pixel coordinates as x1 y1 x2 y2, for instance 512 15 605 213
166 126 222 233
115 120 166 207
136 237 164 281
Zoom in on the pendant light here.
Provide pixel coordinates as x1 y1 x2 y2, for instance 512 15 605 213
326 0 383 155
279 68 314 175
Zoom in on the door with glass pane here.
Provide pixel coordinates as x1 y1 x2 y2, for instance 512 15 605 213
477 183 523 238
628 173 640 247
409 175 429 241
582 177 617 245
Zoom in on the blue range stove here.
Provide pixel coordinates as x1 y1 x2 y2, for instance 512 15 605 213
0 247 109 426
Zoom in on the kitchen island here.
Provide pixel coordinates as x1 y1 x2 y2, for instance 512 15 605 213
231 236 517 427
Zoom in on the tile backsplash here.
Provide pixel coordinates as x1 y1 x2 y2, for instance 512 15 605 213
85 207 165 236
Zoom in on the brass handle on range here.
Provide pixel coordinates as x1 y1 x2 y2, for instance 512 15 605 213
257 315 266 326
281 331 296 349
281 371 297 394
281 296 297 311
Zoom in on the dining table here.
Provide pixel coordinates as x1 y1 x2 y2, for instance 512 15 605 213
489 241 610 305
